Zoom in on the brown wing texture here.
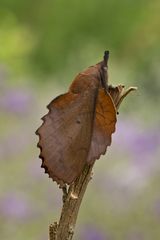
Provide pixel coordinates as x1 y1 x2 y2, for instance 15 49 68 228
36 89 98 185
87 88 117 164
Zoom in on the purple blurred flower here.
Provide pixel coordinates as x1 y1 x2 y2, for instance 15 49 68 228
0 192 31 220
114 119 138 145
0 88 33 115
131 131 160 156
114 119 160 156
80 224 111 240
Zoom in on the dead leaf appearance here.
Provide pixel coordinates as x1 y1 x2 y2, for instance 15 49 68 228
36 51 135 185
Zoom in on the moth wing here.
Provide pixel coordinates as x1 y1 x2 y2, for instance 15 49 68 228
36 89 97 185
87 88 117 163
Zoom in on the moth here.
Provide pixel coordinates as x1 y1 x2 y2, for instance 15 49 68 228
36 51 136 185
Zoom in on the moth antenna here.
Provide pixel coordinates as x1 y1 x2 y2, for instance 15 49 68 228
100 50 109 91
103 50 109 66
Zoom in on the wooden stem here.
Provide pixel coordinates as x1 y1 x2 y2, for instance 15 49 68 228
49 163 93 240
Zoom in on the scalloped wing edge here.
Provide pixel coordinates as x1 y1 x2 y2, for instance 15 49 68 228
36 101 66 187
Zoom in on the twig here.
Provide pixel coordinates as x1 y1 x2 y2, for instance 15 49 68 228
49 163 94 240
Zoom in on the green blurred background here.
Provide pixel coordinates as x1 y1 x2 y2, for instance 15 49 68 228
0 1 160 239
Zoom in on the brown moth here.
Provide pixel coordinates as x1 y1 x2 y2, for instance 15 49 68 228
36 51 136 185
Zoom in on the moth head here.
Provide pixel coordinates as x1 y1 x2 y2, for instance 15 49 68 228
96 50 110 90
103 50 109 68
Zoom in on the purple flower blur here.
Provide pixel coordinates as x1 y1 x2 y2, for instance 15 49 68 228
80 224 111 240
114 119 160 157
0 192 31 220
0 88 33 115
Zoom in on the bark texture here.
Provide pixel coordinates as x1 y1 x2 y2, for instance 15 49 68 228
49 164 93 240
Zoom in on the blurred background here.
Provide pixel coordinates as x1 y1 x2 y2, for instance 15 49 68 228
0 0 160 239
